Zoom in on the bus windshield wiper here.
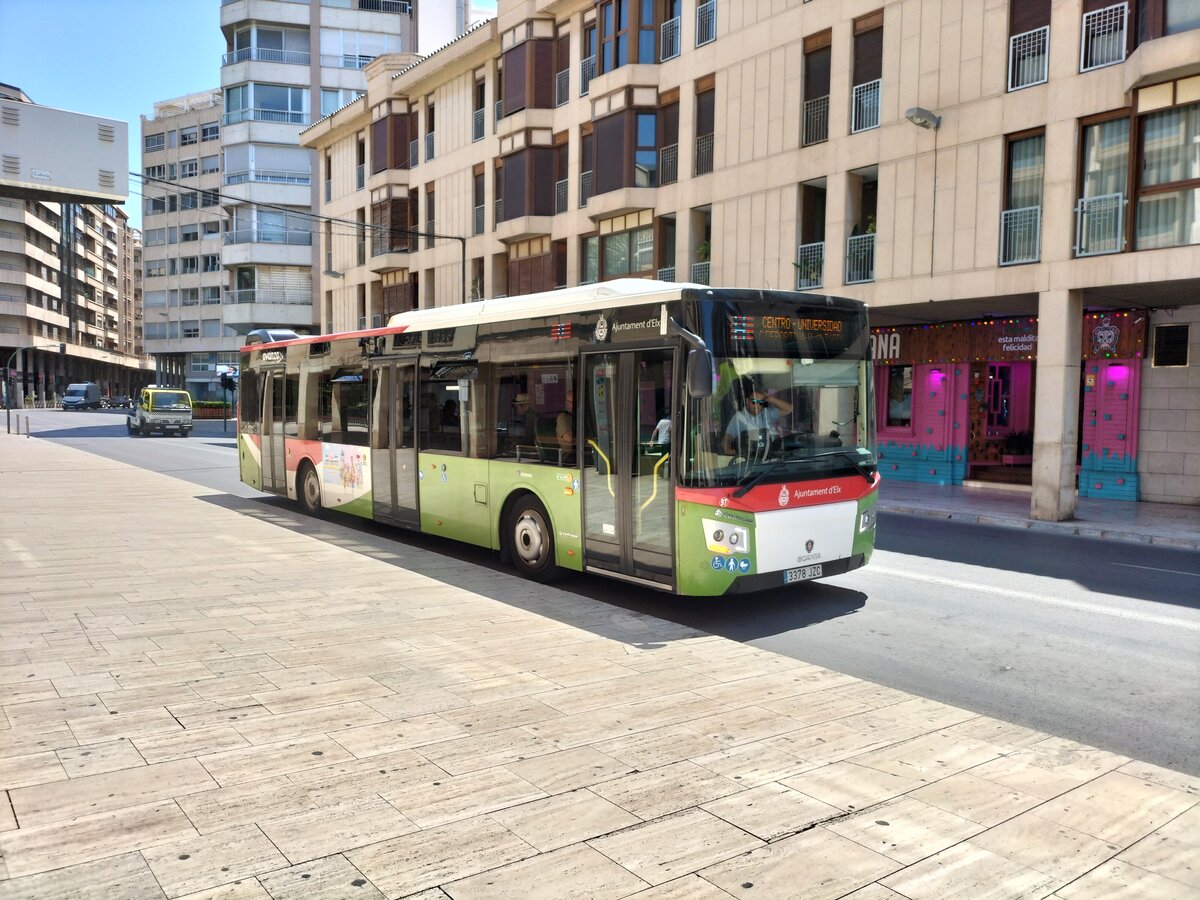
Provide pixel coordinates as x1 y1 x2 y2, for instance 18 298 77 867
731 448 875 498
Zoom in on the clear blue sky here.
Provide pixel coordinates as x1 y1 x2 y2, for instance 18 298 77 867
0 0 227 231
0 0 498 232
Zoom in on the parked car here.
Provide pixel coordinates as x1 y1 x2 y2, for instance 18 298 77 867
103 395 132 409
127 387 194 437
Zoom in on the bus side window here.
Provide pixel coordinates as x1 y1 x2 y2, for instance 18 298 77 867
238 370 261 434
283 374 300 437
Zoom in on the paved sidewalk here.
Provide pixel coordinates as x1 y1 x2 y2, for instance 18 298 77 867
0 433 1197 900
877 479 1200 551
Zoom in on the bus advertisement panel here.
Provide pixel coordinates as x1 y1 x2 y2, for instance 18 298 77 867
237 280 878 596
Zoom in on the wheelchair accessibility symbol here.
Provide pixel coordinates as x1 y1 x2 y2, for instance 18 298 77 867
711 556 725 571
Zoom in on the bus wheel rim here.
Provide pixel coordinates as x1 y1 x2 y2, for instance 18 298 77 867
304 468 320 508
514 509 547 566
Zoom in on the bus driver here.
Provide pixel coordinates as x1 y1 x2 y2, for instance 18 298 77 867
722 376 792 456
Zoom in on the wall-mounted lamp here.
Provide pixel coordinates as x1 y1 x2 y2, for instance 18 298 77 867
905 107 941 130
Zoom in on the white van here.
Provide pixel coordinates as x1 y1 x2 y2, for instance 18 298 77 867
62 383 101 410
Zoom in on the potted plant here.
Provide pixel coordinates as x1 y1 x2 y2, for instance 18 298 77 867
695 240 710 262
1001 430 1033 465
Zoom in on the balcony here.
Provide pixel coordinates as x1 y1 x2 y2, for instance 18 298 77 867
222 48 310 66
659 144 678 185
696 0 717 47
319 54 376 69
472 108 485 142
691 261 710 284
1075 193 1125 257
555 179 568 214
225 289 311 305
795 242 824 289
224 168 311 186
224 228 311 245
555 69 569 107
1080 3 1128 72
221 292 315 330
999 206 1041 265
846 233 875 284
803 96 829 146
326 0 411 11
579 170 593 208
661 17 681 61
695 133 714 176
425 133 435 162
580 56 595 97
222 108 308 126
851 80 881 133
1009 26 1049 91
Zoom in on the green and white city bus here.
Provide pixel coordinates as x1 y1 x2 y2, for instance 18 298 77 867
237 280 878 595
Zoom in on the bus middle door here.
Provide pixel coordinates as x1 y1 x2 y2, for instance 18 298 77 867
369 361 419 528
581 348 675 587
261 369 287 494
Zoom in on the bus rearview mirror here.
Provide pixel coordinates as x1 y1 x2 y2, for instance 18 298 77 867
687 348 714 398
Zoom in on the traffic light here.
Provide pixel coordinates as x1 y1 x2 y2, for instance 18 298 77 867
219 372 237 392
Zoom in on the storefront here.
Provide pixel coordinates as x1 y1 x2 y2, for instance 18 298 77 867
871 311 1147 500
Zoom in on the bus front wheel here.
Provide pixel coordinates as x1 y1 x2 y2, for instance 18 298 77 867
507 496 557 583
298 462 322 516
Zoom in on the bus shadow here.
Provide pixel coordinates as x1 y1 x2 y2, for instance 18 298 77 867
199 494 868 644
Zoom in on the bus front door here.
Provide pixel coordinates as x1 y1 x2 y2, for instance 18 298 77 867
581 349 675 586
370 362 419 528
261 370 286 494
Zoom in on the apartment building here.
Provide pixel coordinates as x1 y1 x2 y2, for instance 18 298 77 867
302 0 1200 512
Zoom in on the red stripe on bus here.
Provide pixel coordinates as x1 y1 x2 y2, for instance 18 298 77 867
239 324 410 353
675 473 879 512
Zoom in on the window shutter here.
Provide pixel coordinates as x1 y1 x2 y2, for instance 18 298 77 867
1153 324 1189 367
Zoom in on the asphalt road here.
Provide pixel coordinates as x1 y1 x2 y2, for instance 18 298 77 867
27 407 1200 776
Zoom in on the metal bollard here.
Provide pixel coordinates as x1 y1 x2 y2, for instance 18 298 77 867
26 415 31 437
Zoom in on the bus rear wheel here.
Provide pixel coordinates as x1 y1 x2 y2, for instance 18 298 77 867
298 462 322 516
507 496 557 583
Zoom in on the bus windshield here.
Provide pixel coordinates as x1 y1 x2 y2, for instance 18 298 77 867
681 357 875 489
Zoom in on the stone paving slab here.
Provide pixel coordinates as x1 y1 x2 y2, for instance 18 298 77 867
0 432 1197 899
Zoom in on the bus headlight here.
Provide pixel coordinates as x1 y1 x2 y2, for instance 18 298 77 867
858 507 876 532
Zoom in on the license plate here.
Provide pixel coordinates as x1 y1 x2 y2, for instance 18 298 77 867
784 564 823 584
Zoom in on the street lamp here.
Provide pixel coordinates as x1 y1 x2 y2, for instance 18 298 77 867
905 107 941 130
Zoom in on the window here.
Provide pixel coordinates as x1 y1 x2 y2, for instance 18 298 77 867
635 112 657 186
182 288 200 306
203 254 221 272
602 224 653 278
1153 323 1190 365
202 220 221 237
144 133 164 152
180 126 198 146
202 286 221 304
803 32 832 146
1001 131 1045 264
884 365 912 428
181 257 199 275
144 164 166 180
180 159 198 179
201 155 220 175
851 13 883 133
1076 114 1129 256
180 192 198 210
1135 101 1200 250
1009 0 1050 90
182 321 200 339
319 369 369 446
201 190 220 208
203 320 222 338
181 224 199 243
145 259 166 277
494 364 574 462
201 122 219 141
598 0 631 73
1138 0 1200 40
144 228 166 247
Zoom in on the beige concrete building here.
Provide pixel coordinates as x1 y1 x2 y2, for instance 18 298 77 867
302 0 1200 511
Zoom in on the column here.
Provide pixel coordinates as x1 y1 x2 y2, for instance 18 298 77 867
1031 288 1083 521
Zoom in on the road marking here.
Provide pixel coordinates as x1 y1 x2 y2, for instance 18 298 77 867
1113 563 1200 578
866 565 1200 632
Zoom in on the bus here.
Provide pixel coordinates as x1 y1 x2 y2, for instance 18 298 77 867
236 280 879 595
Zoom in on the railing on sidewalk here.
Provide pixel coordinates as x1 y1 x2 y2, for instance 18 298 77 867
845 233 875 284
851 79 881 133
1074 193 1124 257
1080 3 1128 72
1009 26 1049 91
795 242 824 289
1000 206 1042 265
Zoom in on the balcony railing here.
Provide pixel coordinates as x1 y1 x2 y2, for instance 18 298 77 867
324 179 331 202
494 198 503 225
425 222 435 250
224 289 312 305
555 70 569 107
851 79 881 133
695 133 714 176
999 206 1041 265
319 54 376 69
425 133 435 161
356 163 365 190
803 95 829 146
657 266 676 282
222 108 308 126
846 233 875 284
222 48 310 67
495 99 503 124
659 144 678 185
472 108 485 142
1080 3 1128 72
473 204 484 236
579 170 593 208
409 139 419 169
555 179 568 214
696 0 717 47
691 261 710 285
224 228 312 245
224 168 312 186
661 17 681 61
1008 26 1049 91
1075 193 1125 257
321 0 411 11
795 242 824 289
580 56 595 96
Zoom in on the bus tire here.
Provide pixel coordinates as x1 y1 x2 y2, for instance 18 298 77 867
297 461 322 516
506 495 558 583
